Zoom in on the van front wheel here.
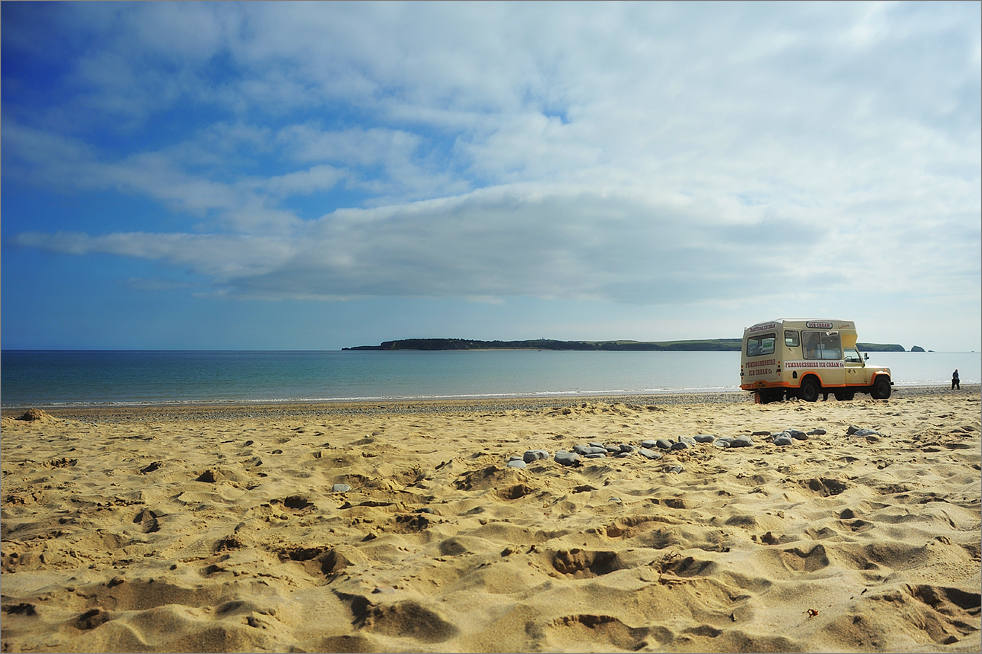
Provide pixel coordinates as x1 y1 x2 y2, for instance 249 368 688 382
800 378 821 403
870 376 892 399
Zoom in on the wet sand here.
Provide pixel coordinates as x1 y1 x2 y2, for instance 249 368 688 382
2 386 979 652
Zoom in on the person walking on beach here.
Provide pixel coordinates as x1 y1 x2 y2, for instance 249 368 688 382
951 369 960 390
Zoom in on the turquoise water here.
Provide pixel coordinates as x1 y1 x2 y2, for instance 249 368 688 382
1 350 978 407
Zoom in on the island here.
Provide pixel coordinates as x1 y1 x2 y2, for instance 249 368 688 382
344 338 907 352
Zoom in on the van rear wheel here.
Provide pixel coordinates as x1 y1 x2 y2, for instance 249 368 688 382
800 378 820 403
834 391 855 401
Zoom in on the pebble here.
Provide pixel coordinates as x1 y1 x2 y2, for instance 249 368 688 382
507 459 527 468
523 449 550 463
619 444 637 453
715 437 734 448
589 442 605 449
670 441 689 451
638 448 662 460
773 433 793 446
641 440 658 449
730 435 754 448
655 439 673 450
665 465 684 474
555 451 580 466
788 429 808 440
851 428 879 437
807 428 827 436
694 434 715 443
604 445 621 453
332 484 352 493
584 453 606 459
573 445 607 456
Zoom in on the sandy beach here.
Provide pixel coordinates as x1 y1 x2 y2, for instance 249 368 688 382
2 386 979 653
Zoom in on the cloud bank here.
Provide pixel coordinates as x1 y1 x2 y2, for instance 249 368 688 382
4 2 980 310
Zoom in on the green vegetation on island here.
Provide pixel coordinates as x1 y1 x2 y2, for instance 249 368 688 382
344 338 907 352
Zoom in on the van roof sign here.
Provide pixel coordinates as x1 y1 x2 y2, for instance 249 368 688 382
806 321 834 329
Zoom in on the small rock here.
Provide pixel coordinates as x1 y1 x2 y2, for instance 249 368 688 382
604 445 621 453
332 484 352 493
806 429 827 436
619 444 636 453
573 445 607 456
555 451 580 466
787 429 808 440
665 465 684 474
852 428 879 437
773 434 793 446
641 440 658 449
638 448 662 460
589 442 605 449
507 459 527 468
655 439 673 450
584 453 606 459
670 441 689 451
730 436 754 448
694 434 715 443
523 450 549 463
715 436 734 448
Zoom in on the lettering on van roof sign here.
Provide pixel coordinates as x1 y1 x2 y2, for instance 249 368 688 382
785 360 844 369
748 322 778 333
805 321 834 329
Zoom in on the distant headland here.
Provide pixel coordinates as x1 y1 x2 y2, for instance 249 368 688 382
344 338 908 352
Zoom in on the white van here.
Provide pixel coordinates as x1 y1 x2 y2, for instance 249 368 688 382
740 319 893 402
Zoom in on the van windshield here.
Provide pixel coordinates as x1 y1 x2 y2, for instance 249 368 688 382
746 333 776 357
802 331 842 360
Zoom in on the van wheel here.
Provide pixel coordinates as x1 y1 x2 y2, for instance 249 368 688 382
834 391 855 401
800 378 820 403
870 376 892 399
760 390 782 404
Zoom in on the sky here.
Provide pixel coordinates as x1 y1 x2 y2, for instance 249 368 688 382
2 1 980 352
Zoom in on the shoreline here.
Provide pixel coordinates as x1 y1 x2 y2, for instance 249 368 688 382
3 384 974 423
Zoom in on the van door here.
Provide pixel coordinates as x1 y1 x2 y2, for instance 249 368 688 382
844 347 871 386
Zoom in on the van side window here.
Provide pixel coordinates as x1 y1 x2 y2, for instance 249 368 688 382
802 331 843 360
746 333 776 357
785 330 799 347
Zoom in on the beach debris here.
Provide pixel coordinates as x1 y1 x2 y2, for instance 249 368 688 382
772 432 794 446
507 459 527 469
554 451 580 466
573 445 608 456
670 440 689 451
638 448 662 460
140 461 163 474
641 439 658 449
17 408 48 422
807 428 827 435
655 438 674 450
730 435 754 448
806 608 819 618
788 429 808 440
523 450 549 463
665 465 684 474
847 426 879 437
619 444 637 453
332 484 352 493
694 434 715 443
715 436 734 448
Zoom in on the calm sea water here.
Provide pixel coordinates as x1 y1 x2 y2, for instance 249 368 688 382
1 350 978 408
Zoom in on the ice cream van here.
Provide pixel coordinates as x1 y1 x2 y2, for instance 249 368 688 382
740 319 893 403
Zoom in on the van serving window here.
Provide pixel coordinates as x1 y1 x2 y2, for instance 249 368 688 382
746 333 776 357
785 330 799 347
802 331 842 360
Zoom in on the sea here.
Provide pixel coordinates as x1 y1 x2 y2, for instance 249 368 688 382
1 350 979 408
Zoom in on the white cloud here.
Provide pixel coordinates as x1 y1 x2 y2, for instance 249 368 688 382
3 1 978 322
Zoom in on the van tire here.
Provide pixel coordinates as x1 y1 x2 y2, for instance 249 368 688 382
870 376 892 399
834 391 855 401
800 377 821 403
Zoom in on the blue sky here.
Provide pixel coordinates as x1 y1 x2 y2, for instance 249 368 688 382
3 1 980 351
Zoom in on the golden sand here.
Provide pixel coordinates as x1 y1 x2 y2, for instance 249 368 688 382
2 388 979 652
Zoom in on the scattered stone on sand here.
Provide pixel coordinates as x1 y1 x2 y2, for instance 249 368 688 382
638 448 662 460
787 429 807 440
847 426 880 437
715 436 734 448
523 449 550 463
665 465 684 474
655 438 673 450
554 451 580 466
573 445 607 456
507 459 527 468
694 434 715 443
332 484 352 493
730 435 754 448
773 433 794 446
641 439 658 449
670 440 689 451
807 428 827 436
